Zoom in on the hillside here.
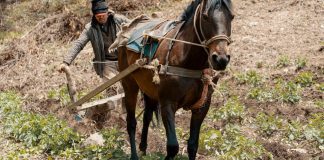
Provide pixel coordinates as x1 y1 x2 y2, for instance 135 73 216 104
0 0 323 159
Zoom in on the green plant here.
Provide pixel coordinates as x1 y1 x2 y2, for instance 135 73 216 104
275 79 301 104
294 71 313 87
199 125 272 159
295 57 307 70
211 97 245 123
285 119 305 141
315 83 324 92
256 113 283 136
276 55 290 68
247 87 275 102
235 70 262 86
304 113 324 149
314 100 324 108
0 91 22 116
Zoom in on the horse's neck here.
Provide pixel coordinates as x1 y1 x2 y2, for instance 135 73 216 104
176 19 208 70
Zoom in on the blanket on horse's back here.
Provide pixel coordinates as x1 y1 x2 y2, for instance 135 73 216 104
109 15 177 59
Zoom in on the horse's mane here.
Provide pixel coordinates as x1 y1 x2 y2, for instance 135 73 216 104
178 0 234 22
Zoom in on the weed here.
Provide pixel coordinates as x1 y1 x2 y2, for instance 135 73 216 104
247 87 275 102
294 71 313 87
276 55 290 68
285 119 305 141
314 100 324 108
295 57 307 70
275 79 301 104
199 125 272 159
304 113 324 149
256 113 283 136
211 97 245 123
235 70 262 86
315 83 324 92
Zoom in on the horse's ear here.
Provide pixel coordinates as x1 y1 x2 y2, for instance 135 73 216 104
201 0 209 17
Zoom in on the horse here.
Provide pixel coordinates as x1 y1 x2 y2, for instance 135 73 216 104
117 0 234 159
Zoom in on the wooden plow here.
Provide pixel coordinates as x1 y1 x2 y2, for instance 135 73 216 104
61 59 146 113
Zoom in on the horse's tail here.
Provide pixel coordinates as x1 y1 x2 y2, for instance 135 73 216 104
153 105 161 128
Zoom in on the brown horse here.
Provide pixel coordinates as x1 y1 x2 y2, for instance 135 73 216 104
117 0 234 159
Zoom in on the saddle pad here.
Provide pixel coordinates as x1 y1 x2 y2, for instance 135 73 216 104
126 20 177 58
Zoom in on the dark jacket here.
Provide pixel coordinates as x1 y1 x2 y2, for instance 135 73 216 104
63 11 129 77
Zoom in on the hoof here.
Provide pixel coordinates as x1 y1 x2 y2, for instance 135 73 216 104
130 155 139 160
139 150 146 156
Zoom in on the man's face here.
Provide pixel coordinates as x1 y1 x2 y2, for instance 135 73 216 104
95 12 108 24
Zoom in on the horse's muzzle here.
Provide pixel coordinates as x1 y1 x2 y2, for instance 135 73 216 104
211 53 230 70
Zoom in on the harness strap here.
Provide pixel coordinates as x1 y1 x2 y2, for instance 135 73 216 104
164 22 185 74
191 68 213 110
159 65 202 78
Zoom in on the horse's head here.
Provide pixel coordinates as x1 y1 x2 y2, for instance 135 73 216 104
197 0 234 70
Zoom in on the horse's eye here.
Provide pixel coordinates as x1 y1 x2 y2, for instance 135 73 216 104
202 13 208 20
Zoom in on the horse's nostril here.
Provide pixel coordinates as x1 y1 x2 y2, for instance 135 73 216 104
227 55 231 61
212 54 218 63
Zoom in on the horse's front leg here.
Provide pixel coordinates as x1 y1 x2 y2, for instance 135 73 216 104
161 102 179 160
187 92 211 160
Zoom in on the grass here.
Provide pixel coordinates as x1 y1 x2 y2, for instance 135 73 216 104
276 55 290 68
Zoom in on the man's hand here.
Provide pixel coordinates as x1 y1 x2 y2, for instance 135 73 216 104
58 63 69 73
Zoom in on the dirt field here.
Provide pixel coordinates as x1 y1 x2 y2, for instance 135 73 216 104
0 0 323 159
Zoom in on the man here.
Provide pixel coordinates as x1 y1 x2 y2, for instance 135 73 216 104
61 0 129 127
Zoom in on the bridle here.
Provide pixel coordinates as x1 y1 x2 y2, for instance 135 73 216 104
193 4 232 54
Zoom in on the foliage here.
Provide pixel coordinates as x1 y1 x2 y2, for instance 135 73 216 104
303 113 324 150
276 55 290 68
255 113 283 137
3 112 81 155
235 70 262 86
1 91 128 159
61 129 127 159
199 125 272 159
274 79 301 104
0 91 22 116
210 97 245 123
247 87 275 102
295 57 307 70
47 86 71 105
285 119 305 141
314 100 324 108
315 83 324 92
294 71 314 87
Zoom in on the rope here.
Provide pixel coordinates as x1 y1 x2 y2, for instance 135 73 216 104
143 33 207 48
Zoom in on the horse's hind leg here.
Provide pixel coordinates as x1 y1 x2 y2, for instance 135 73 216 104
122 79 140 160
139 93 158 155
